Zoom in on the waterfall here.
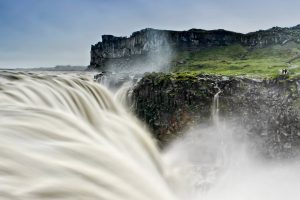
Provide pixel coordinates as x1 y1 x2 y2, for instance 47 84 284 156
114 82 133 107
0 71 177 200
0 71 300 200
211 83 222 125
96 72 140 108
212 82 226 175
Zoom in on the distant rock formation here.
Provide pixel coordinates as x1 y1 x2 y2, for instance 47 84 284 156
88 25 300 71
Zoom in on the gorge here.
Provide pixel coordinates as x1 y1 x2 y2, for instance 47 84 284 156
0 25 299 200
90 25 300 158
2 0 300 199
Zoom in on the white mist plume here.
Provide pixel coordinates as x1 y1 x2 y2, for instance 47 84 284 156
163 121 300 200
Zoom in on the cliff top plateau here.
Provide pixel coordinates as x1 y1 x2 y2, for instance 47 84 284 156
89 25 300 78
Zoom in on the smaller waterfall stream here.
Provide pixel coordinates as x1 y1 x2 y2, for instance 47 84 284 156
211 83 222 126
211 83 228 176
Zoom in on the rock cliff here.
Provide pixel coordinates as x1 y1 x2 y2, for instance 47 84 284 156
132 73 300 158
89 25 300 71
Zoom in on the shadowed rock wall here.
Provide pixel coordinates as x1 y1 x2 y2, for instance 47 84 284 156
132 73 300 158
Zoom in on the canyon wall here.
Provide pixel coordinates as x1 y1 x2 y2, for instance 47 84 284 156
132 73 300 158
89 25 300 71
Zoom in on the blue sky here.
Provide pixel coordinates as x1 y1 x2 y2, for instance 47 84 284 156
1 0 300 68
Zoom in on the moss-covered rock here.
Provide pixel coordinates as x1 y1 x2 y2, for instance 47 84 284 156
132 72 300 158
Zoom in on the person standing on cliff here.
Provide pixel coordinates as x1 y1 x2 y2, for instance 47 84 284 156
282 69 288 75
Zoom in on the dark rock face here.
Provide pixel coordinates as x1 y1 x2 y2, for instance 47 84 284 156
132 73 300 158
219 77 300 158
132 73 218 143
89 26 300 71
89 29 172 71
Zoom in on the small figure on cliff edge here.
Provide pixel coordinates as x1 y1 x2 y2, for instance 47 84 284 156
281 69 288 75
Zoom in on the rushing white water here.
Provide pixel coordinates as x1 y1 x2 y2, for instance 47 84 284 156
0 71 177 200
0 71 299 200
114 81 134 108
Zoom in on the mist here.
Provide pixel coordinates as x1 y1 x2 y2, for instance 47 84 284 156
163 121 300 200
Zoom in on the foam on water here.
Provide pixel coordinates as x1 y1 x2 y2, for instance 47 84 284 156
0 71 177 200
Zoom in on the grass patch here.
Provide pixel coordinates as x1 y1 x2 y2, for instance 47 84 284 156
171 43 300 78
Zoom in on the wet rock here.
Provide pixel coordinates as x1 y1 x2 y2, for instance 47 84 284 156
132 73 300 158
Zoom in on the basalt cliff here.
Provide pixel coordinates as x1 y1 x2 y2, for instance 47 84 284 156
131 73 300 158
88 25 300 71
